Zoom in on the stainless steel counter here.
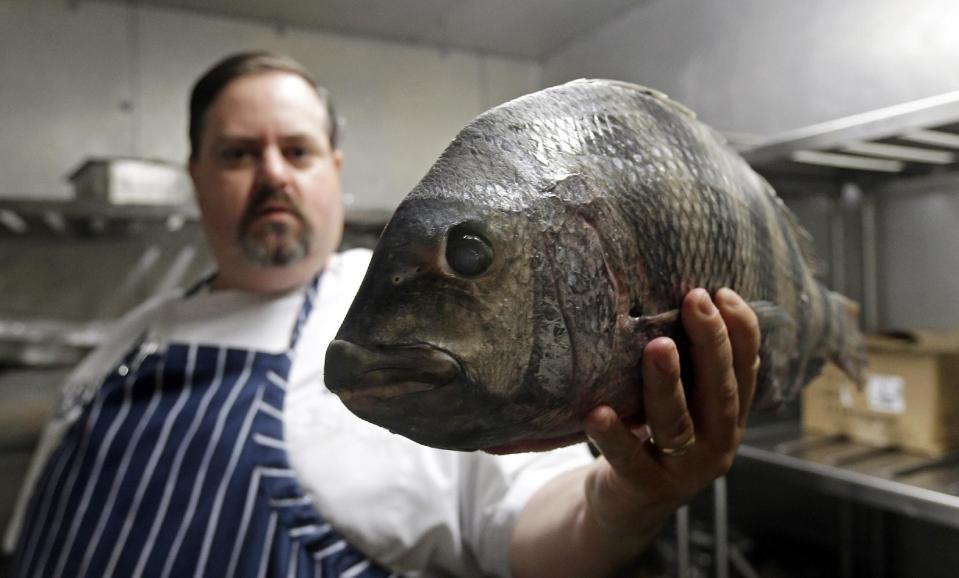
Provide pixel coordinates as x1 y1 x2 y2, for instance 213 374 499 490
737 421 959 530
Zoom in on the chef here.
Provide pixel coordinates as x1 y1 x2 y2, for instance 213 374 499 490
4 51 760 578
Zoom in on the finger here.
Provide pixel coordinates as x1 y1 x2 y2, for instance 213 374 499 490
681 289 738 449
715 288 761 427
642 337 695 455
584 406 656 473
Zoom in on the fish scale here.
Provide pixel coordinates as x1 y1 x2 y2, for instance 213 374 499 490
324 79 865 452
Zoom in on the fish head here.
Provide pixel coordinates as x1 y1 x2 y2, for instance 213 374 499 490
325 83 644 451
325 186 553 450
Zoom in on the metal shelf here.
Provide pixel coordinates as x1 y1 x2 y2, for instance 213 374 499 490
0 198 198 237
0 198 393 239
0 318 110 368
741 90 959 183
736 421 959 530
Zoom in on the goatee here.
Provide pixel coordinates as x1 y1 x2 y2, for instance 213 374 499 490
240 220 312 266
238 186 313 267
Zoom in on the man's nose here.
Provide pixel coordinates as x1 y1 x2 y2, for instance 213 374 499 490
256 147 290 188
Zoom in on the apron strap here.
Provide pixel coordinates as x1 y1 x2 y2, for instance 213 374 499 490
288 274 322 351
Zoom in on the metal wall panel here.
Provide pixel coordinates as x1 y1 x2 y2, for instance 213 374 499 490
878 186 959 330
542 0 959 136
0 0 133 199
0 0 541 211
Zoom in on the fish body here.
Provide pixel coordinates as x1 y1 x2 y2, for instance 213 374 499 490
325 79 864 452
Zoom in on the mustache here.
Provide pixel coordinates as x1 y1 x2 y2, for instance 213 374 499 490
240 185 306 226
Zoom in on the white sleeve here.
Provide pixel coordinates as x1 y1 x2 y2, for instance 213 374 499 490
459 444 594 578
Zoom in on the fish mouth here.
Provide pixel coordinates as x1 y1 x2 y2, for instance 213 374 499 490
325 340 462 403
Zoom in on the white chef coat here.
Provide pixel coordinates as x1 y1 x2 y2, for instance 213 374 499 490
5 248 593 578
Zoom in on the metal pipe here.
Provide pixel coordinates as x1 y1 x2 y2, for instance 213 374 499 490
714 478 728 578
840 141 955 164
840 500 854 578
899 128 959 149
860 189 880 331
871 510 885 578
829 192 846 294
96 244 163 318
729 546 761 578
790 151 903 173
676 505 690 578
155 245 198 296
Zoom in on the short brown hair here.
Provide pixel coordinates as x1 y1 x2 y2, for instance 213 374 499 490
188 51 339 160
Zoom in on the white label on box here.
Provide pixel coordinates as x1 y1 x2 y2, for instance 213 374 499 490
866 374 906 414
839 384 854 408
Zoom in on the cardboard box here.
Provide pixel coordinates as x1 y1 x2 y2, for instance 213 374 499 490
846 331 959 456
802 331 959 457
800 362 847 436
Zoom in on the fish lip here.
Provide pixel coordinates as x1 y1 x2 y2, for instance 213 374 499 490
325 340 463 403
337 380 438 404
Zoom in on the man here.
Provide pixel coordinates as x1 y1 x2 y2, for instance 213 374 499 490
5 52 759 578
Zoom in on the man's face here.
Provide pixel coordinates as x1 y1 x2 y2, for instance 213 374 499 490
189 71 344 292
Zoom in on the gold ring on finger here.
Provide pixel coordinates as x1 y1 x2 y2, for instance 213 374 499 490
655 434 696 457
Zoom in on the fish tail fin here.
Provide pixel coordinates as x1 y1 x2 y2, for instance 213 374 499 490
826 292 868 386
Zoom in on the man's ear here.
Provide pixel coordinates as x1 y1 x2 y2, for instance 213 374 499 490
189 154 201 179
187 159 202 201
332 149 343 172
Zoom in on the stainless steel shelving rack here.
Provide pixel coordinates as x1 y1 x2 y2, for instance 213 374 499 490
0 198 203 367
738 422 959 530
686 93 959 578
741 89 959 333
734 88 959 513
0 198 391 367
740 89 959 179
0 198 199 237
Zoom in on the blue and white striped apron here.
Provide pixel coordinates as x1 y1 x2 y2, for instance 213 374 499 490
11 276 399 578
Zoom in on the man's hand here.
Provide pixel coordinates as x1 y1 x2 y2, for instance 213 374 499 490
511 288 760 578
582 287 760 536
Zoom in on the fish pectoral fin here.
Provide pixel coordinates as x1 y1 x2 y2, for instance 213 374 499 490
632 309 681 340
634 301 794 344
631 308 690 399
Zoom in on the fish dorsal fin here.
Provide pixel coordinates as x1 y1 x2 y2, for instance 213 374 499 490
771 187 822 274
566 78 698 120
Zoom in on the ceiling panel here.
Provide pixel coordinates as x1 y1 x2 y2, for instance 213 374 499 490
431 0 641 59
120 0 644 59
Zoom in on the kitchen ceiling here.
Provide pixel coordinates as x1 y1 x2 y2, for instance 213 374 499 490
123 0 645 60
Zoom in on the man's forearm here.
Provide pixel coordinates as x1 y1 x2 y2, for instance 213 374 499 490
509 465 670 578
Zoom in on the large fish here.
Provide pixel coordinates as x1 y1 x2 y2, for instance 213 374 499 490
325 79 864 453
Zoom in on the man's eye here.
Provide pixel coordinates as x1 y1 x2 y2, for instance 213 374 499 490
222 148 253 162
285 146 313 162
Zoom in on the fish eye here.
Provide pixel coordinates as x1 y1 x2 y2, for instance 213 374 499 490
445 224 493 278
